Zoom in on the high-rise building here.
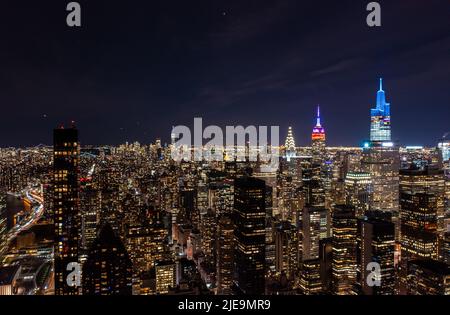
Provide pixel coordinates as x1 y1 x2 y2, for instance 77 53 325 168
356 214 395 295
126 220 169 291
300 207 329 261
370 78 391 142
363 79 399 221
400 166 445 262
299 259 322 295
285 126 296 160
155 260 176 294
200 209 216 268
345 172 373 217
53 126 81 295
311 105 326 164
232 177 266 295
216 214 234 294
274 220 298 279
82 223 133 295
332 204 357 295
407 259 450 295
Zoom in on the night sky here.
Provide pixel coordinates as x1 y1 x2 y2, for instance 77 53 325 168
1 0 449 147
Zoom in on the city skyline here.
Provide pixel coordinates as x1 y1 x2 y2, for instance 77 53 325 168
1 0 449 301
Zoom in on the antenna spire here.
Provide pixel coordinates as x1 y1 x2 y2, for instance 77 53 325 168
316 105 321 127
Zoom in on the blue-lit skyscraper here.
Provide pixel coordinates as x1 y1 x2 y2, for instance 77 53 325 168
370 78 391 142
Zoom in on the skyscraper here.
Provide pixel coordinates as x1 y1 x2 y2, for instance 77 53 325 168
400 166 445 262
285 126 296 160
362 79 399 235
311 105 326 164
53 125 80 295
82 223 133 295
356 214 395 295
332 204 357 295
370 78 391 142
216 214 234 294
233 177 266 295
300 207 329 261
345 171 373 217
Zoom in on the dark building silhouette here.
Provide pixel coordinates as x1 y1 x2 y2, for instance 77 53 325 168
407 259 449 295
53 126 80 295
232 177 266 295
356 213 395 295
82 223 132 295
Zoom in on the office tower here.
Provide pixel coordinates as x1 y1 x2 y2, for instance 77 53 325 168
356 214 395 295
208 181 234 217
274 220 299 279
311 105 326 165
300 207 329 261
370 78 391 142
362 79 399 229
126 221 169 276
407 259 450 295
299 259 322 295
200 209 216 267
400 166 445 263
285 126 296 160
53 126 81 295
80 181 99 255
362 144 399 232
332 205 357 295
216 214 234 294
155 260 176 294
303 175 326 208
345 172 373 217
232 177 266 295
82 223 133 295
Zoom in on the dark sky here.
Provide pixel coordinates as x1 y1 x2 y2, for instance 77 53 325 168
1 0 449 147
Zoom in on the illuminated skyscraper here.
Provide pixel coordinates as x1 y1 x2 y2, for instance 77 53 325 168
311 105 326 164
274 220 298 279
400 166 445 262
285 126 296 160
299 259 322 295
345 172 373 217
233 177 266 295
155 260 176 294
370 78 391 142
300 207 329 261
362 79 399 235
216 214 234 294
332 204 357 295
53 126 80 295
